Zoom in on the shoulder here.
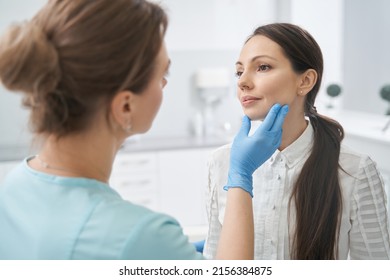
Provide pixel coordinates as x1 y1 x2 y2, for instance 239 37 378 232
121 209 203 259
89 196 159 232
209 143 231 160
88 199 203 259
206 144 231 185
208 143 231 169
338 144 385 201
339 144 378 179
207 144 231 188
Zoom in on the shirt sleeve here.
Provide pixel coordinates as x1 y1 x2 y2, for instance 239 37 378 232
121 212 204 260
203 152 227 259
349 156 390 259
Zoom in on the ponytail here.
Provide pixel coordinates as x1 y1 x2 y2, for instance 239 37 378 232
290 101 344 259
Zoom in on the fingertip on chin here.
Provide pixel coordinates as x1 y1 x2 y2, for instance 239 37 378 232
242 115 250 122
271 103 282 111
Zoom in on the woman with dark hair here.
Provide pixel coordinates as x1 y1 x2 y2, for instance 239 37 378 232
204 23 390 260
0 0 288 259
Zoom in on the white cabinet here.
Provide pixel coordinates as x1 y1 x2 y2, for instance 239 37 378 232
158 148 212 227
110 152 160 211
109 147 214 229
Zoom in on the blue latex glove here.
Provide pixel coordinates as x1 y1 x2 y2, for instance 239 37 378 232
192 240 205 253
224 104 289 197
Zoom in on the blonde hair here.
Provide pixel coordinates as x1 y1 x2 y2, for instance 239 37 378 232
0 0 168 136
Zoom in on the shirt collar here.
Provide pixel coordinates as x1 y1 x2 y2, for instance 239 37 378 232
272 120 314 168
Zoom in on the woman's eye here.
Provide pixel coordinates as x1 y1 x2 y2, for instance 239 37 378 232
257 64 271 72
235 71 243 78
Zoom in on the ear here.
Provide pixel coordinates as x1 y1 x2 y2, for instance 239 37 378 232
298 69 317 96
110 90 134 131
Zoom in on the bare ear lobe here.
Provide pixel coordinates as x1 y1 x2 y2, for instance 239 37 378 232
110 90 133 129
298 69 317 96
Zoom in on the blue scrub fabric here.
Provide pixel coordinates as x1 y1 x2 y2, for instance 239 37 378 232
0 158 203 260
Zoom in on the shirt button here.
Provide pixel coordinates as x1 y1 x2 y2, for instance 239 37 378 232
272 205 276 210
277 174 281 180
270 157 274 163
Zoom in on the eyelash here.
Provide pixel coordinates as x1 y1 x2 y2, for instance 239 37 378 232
235 64 271 78
257 64 271 71
235 71 243 78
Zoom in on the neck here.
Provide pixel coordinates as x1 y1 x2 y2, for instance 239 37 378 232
30 127 124 183
279 108 308 151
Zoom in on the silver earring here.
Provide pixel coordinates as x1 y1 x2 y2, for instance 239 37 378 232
123 124 132 133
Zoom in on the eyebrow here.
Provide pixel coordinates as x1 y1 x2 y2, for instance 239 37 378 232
235 55 277 66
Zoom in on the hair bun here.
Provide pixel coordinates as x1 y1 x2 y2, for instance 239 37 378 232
0 21 61 95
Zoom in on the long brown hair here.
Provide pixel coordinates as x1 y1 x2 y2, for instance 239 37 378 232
249 23 344 259
0 0 168 137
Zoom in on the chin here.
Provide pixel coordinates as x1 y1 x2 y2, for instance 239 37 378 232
244 103 276 121
139 127 151 134
142 121 156 133
243 110 267 121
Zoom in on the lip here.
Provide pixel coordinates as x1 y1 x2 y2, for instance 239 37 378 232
240 95 262 107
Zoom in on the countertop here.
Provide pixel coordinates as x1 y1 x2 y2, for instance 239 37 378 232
0 135 232 162
326 109 390 144
1 109 389 162
120 135 231 153
0 145 35 162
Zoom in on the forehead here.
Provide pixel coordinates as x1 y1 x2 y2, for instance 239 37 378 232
238 35 287 62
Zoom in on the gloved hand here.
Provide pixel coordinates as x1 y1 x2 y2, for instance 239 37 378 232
224 103 289 197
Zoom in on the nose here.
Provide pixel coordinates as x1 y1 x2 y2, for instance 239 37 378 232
237 71 253 91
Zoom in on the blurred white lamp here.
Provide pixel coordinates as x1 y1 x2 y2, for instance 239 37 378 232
194 68 230 136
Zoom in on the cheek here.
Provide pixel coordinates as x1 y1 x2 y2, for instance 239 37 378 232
240 76 296 120
136 86 163 133
146 86 163 122
261 77 294 102
153 87 163 112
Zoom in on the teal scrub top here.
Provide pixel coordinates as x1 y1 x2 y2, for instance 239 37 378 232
0 158 204 260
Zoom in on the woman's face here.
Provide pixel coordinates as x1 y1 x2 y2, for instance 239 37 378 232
235 35 302 120
131 42 170 133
